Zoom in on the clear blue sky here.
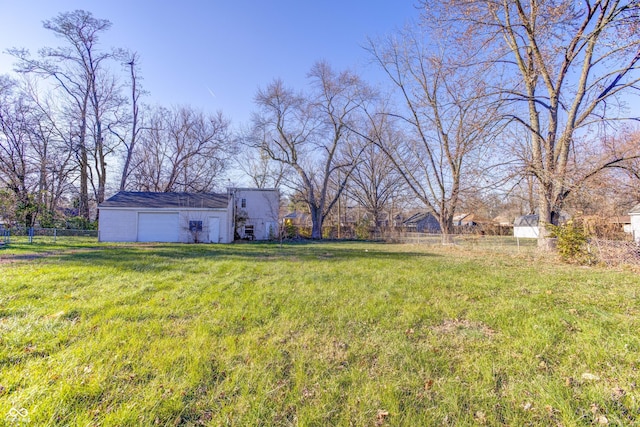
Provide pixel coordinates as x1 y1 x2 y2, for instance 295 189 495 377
0 1 419 126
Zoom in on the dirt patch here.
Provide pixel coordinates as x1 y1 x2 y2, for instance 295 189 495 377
431 318 497 338
0 247 103 264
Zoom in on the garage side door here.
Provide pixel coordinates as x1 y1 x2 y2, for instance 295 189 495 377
138 212 179 242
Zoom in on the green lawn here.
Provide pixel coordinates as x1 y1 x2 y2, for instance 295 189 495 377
0 241 638 426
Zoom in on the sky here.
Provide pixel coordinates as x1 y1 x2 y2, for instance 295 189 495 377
0 1 419 127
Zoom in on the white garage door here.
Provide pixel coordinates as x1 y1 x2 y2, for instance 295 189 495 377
138 212 179 242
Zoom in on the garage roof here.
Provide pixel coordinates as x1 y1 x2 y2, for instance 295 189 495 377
99 191 229 209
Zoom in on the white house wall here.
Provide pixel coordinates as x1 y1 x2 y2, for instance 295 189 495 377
234 189 280 240
514 226 539 239
99 207 233 243
177 209 232 243
630 213 640 243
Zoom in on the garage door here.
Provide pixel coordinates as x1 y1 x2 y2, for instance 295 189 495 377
138 212 179 242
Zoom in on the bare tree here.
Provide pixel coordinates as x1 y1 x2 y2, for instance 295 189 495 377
0 77 38 226
130 106 233 192
235 143 289 189
422 1 640 245
366 25 501 243
0 76 78 226
249 62 367 239
108 52 145 191
346 109 405 230
9 10 123 220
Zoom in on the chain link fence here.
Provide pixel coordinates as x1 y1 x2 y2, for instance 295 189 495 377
1 227 98 244
591 238 640 267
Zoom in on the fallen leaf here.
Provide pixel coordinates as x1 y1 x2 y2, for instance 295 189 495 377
474 410 487 424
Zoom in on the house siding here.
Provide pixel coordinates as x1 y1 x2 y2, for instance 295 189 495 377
233 189 280 240
630 213 640 243
99 210 138 242
514 226 539 239
99 207 233 243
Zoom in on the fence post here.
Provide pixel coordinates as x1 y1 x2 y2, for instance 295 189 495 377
54 228 57 243
29 227 34 244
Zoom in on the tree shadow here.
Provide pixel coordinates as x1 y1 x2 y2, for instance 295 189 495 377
16 241 440 272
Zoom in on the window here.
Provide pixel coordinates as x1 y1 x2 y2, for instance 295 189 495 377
244 225 254 240
189 220 203 232
241 198 247 208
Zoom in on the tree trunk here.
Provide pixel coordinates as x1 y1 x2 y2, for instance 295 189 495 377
440 212 455 245
536 185 554 249
310 207 323 239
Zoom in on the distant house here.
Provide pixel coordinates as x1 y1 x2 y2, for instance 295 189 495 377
453 213 474 227
610 215 632 235
283 211 310 227
629 203 640 242
492 214 514 227
402 212 441 233
513 214 540 238
513 213 569 238
98 189 279 243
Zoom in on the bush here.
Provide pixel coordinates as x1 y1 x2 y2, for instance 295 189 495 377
548 220 595 264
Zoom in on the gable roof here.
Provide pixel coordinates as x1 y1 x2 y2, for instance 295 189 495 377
403 212 438 225
629 203 640 214
99 192 229 209
514 214 539 227
514 212 570 227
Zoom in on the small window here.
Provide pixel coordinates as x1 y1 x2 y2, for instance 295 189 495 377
241 198 247 208
189 220 203 232
244 225 254 240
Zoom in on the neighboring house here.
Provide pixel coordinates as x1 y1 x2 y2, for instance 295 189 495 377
513 214 540 238
453 213 474 227
629 203 640 242
283 211 311 227
492 214 514 227
611 215 632 235
232 188 280 240
514 213 570 238
402 212 441 233
98 188 280 243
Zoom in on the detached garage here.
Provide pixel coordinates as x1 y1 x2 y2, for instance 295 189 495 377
98 192 233 243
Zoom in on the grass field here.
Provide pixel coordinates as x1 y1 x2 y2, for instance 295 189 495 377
0 241 638 426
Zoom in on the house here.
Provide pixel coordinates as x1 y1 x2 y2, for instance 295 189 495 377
402 212 441 233
513 214 540 238
283 211 311 227
98 189 279 243
232 188 280 240
629 204 640 242
513 213 570 238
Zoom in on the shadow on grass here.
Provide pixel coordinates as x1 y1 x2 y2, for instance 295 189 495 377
9 240 440 272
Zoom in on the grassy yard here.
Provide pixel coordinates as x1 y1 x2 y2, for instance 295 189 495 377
0 241 638 426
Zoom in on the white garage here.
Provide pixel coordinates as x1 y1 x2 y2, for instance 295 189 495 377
98 192 233 243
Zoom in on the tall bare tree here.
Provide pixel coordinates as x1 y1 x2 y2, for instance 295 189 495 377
422 1 640 245
108 52 145 191
367 25 501 243
249 62 367 239
346 109 405 230
130 106 233 192
9 10 123 220
235 143 290 189
0 77 38 226
0 76 78 226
